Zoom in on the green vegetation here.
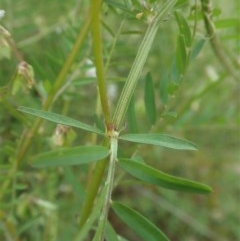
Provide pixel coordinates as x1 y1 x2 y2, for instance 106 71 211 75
0 0 239 240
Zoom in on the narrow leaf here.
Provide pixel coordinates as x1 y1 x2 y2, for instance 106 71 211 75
105 222 120 241
176 34 187 75
144 72 156 125
119 159 212 194
32 145 109 168
190 39 205 60
174 11 192 47
112 202 170 241
18 106 104 135
159 73 170 104
119 133 198 150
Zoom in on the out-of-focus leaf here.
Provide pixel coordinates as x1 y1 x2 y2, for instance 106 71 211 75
176 34 187 75
18 106 105 136
170 58 181 84
175 11 192 76
175 11 192 47
32 145 109 168
112 202 170 241
119 159 212 194
119 133 198 150
159 73 170 105
191 39 205 60
144 72 156 125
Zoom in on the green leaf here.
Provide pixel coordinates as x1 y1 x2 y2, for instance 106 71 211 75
119 159 212 194
159 73 170 105
112 202 170 241
190 39 205 60
174 11 191 76
174 11 192 47
32 145 109 168
176 34 187 75
119 133 198 150
18 106 105 135
105 222 120 241
144 72 156 125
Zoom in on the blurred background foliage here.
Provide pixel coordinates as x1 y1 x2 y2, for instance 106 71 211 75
0 0 239 240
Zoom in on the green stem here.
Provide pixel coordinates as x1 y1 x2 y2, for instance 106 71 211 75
78 0 177 230
201 0 239 82
91 0 111 127
93 133 118 241
78 19 127 230
112 0 177 129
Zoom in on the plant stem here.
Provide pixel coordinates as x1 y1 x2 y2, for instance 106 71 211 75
91 0 111 127
201 0 239 82
93 132 118 241
78 0 177 230
112 0 177 130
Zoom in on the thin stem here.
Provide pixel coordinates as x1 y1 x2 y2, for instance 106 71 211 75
112 0 177 130
201 0 239 82
91 0 111 127
93 133 118 241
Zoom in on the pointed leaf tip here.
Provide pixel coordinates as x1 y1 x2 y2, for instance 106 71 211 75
18 106 105 135
119 159 212 194
119 133 198 150
112 202 170 241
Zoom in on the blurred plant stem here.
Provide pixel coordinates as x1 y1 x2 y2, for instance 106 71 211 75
201 0 240 82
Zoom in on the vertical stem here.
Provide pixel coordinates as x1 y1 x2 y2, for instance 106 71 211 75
91 0 111 127
78 0 177 230
201 0 239 82
93 133 118 241
112 0 177 129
